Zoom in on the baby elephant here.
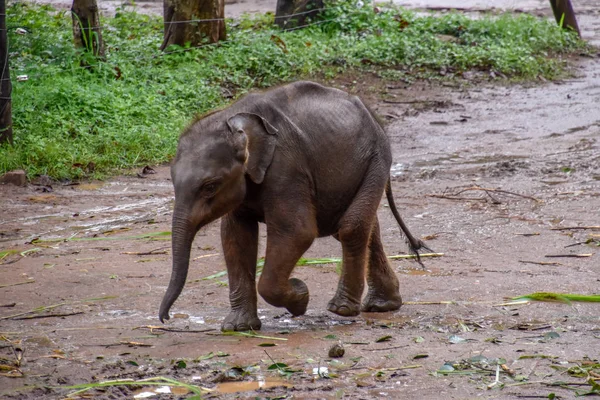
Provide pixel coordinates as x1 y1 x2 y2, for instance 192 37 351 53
159 81 425 331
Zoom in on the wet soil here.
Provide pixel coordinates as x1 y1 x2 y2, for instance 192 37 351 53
2 1 600 399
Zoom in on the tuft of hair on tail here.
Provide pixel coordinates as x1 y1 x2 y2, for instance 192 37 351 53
385 178 433 268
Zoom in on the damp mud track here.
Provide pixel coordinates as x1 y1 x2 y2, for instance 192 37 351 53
2 1 600 399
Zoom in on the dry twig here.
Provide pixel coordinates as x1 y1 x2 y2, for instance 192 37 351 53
545 254 593 258
0 280 35 289
12 311 84 320
121 247 169 256
518 260 562 266
366 345 407 351
383 99 439 104
133 325 215 334
426 194 486 202
453 186 540 202
428 186 540 203
551 226 600 231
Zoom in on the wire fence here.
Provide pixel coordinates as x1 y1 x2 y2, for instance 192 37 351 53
60 7 330 30
8 3 362 81
8 0 552 84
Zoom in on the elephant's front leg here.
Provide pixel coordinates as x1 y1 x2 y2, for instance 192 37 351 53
221 213 261 331
257 206 317 317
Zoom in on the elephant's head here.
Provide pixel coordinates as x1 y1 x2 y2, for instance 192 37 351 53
159 112 278 322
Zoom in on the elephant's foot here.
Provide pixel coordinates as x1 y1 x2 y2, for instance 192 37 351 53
221 309 261 332
327 294 361 317
285 278 310 317
361 290 402 312
258 278 310 317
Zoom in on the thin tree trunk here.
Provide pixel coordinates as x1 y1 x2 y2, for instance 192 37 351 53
275 0 323 30
71 0 105 57
0 0 12 145
549 0 580 37
161 0 226 51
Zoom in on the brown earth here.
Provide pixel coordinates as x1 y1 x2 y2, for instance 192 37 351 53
2 1 600 399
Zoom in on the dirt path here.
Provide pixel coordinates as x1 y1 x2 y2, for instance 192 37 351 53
2 1 600 399
30 0 599 20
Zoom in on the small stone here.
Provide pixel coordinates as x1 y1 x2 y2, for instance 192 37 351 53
31 175 53 186
0 170 27 186
328 343 345 358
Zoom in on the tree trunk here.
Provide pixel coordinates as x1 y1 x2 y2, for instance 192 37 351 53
161 0 226 51
71 0 105 57
275 0 323 30
0 0 12 145
549 0 580 37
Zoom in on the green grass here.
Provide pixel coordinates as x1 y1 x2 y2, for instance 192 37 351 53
1 1 587 179
510 292 600 304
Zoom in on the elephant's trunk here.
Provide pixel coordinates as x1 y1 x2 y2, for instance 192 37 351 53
159 209 196 323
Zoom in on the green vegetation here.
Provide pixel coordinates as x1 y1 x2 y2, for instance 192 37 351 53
510 292 600 304
2 1 586 179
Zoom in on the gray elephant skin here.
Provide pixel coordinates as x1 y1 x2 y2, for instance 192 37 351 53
159 81 426 331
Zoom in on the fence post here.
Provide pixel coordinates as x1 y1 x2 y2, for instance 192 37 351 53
275 0 323 30
161 0 226 51
71 0 105 58
549 0 581 37
0 0 12 145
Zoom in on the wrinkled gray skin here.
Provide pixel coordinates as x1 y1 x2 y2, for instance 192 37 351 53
159 81 426 331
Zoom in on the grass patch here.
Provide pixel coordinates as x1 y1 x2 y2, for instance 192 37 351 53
2 1 587 179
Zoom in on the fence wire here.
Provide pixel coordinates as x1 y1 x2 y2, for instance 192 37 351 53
51 7 330 31
10 3 363 81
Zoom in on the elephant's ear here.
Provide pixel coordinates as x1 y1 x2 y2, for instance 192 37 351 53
227 113 278 184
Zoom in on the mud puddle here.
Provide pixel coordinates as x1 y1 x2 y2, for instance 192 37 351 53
133 385 191 398
215 378 293 394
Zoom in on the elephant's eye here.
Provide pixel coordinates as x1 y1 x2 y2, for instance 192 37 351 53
200 181 220 198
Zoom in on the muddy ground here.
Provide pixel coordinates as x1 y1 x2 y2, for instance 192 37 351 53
2 1 600 399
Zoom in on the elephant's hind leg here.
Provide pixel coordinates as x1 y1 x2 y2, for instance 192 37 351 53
258 204 317 317
362 217 402 312
328 163 388 317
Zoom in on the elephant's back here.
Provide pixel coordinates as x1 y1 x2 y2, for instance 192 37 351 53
266 82 393 236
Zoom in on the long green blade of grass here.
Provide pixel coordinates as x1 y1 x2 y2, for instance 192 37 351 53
203 253 444 280
510 292 600 305
31 231 171 243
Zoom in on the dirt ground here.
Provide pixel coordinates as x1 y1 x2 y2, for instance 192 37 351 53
2 1 600 399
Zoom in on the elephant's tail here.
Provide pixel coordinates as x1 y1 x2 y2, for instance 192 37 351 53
385 178 430 265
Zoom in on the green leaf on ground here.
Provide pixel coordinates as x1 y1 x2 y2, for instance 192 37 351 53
375 335 392 343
